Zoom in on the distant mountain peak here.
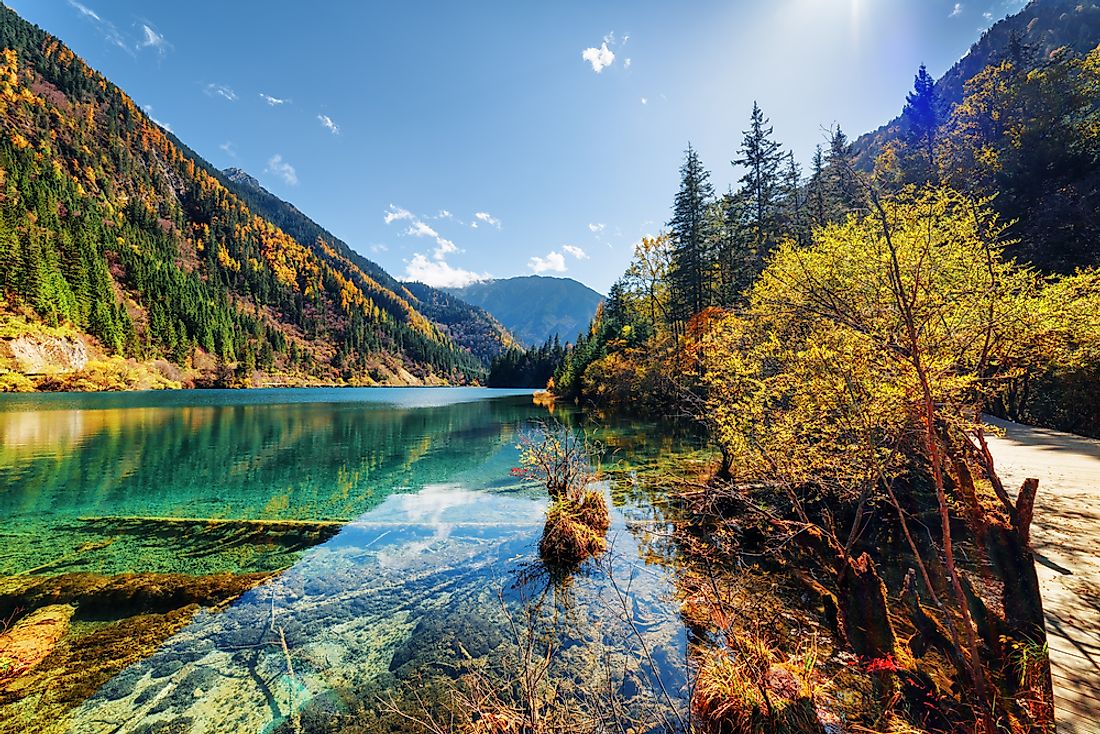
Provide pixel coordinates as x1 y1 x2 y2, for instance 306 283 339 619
222 167 263 191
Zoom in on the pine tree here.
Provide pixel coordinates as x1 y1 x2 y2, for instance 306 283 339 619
824 125 862 220
713 189 752 305
902 64 939 183
667 144 716 324
807 145 828 229
733 102 785 268
781 152 809 247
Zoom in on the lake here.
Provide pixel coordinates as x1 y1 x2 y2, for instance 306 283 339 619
0 388 698 734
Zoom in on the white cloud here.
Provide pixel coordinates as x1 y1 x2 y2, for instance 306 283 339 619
640 96 648 105
68 0 100 21
67 1 130 53
581 42 615 73
265 154 298 186
983 10 993 19
562 245 589 260
138 24 169 55
435 209 453 220
433 238 458 259
205 83 238 102
260 93 288 106
588 223 606 233
405 254 488 288
407 220 439 239
474 211 501 229
370 243 389 254
318 114 340 135
387 205 463 259
624 58 632 69
949 2 963 17
219 141 237 158
384 205 414 224
528 251 567 273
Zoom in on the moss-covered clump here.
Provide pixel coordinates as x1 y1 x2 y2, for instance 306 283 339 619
0 571 273 620
538 490 610 567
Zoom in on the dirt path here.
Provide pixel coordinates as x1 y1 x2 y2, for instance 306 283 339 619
984 418 1100 734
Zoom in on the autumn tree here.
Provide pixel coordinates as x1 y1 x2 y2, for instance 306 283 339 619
624 233 672 332
694 183 1055 732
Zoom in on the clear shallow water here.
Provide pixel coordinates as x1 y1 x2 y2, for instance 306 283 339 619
0 388 693 733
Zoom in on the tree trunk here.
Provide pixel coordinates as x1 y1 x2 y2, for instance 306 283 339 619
837 552 897 659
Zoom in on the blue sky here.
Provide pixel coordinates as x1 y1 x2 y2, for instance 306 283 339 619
9 0 1025 293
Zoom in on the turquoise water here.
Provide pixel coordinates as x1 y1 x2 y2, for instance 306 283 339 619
0 388 694 734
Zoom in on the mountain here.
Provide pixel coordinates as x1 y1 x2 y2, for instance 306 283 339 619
220 167 515 366
0 4 482 388
442 276 604 347
399 282 515 365
854 0 1100 168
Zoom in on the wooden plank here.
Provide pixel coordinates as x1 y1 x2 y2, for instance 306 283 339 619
984 418 1100 734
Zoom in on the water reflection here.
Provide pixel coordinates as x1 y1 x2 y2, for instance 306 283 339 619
60 483 687 734
0 388 701 734
0 389 538 576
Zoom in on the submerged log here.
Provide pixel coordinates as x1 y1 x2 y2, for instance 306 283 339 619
0 571 272 621
75 515 344 553
0 604 74 683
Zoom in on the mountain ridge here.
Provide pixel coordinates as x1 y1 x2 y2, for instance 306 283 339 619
218 166 516 366
853 0 1100 167
441 275 604 347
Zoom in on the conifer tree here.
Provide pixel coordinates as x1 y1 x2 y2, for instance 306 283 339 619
901 64 939 183
807 145 828 229
733 102 785 270
781 151 809 247
667 144 716 324
824 125 862 219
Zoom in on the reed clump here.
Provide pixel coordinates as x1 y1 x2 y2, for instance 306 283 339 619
537 489 610 566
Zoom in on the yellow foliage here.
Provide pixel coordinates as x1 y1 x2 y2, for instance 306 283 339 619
694 185 1040 489
215 244 241 272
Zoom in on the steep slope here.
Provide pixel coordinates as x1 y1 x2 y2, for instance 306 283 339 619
399 282 514 365
854 0 1100 167
0 4 481 388
221 167 514 366
442 276 604 346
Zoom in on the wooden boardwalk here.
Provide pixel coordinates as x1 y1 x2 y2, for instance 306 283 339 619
985 418 1100 734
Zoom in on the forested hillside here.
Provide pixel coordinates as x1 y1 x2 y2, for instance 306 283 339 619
222 168 515 366
0 4 481 389
555 3 1100 432
855 0 1100 271
400 282 514 365
443 275 603 347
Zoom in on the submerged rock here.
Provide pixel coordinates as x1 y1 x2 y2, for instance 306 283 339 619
388 611 505 675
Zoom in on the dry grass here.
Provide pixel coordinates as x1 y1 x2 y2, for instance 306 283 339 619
691 639 824 734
